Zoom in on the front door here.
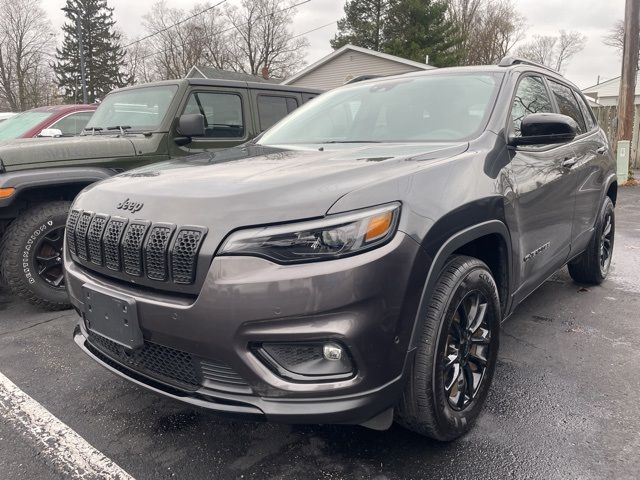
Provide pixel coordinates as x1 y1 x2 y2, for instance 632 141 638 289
504 74 578 301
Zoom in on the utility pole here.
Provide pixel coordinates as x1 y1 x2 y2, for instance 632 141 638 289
76 11 88 104
616 0 640 180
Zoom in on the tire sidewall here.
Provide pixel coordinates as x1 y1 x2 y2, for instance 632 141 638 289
1 202 71 308
597 197 615 279
431 265 501 438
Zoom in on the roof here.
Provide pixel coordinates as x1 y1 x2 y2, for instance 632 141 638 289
186 66 282 84
30 104 97 113
281 44 436 85
582 73 640 99
111 78 323 95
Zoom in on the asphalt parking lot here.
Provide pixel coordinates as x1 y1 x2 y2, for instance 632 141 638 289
1 186 639 480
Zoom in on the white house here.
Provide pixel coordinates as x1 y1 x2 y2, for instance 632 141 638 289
281 44 435 91
582 73 640 106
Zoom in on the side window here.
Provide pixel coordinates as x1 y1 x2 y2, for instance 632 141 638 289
49 111 94 136
257 95 299 131
183 92 244 138
573 91 596 131
548 80 586 134
511 76 554 136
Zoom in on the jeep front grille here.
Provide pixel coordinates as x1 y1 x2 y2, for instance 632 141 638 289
67 209 206 285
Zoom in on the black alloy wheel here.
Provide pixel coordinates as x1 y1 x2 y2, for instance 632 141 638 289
599 211 613 275
34 226 66 289
443 291 491 411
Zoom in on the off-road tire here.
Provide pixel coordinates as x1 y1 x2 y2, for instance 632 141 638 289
568 196 615 285
396 255 501 440
0 201 72 310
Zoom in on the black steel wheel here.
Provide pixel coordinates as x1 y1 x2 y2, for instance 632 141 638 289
443 291 492 411
397 255 500 441
0 201 72 310
568 196 615 285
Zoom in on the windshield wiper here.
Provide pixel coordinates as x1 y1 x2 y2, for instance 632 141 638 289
107 125 132 135
84 127 103 135
320 140 382 144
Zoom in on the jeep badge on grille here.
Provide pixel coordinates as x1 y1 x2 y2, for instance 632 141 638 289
116 198 144 213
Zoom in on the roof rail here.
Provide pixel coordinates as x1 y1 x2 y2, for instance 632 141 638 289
498 56 559 75
344 74 383 85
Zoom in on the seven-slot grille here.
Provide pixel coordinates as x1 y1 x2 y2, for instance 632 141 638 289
67 209 206 285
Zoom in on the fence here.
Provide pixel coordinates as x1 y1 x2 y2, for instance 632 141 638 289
592 104 640 169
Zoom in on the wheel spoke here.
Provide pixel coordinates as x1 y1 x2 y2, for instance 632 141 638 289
603 218 611 237
445 363 461 392
52 273 64 287
456 371 467 409
450 320 463 342
468 302 488 334
468 352 487 368
463 364 476 398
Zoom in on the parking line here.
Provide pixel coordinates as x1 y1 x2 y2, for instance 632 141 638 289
0 370 134 480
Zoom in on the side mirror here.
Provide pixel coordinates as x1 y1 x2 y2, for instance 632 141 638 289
39 128 63 138
510 113 578 146
177 114 205 140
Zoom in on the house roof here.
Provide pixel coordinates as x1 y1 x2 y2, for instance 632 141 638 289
186 66 282 84
281 44 435 85
582 72 640 99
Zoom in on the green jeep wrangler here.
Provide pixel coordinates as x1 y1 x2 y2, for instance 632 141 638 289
0 78 321 309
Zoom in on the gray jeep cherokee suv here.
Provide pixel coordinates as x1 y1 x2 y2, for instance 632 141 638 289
66 58 616 440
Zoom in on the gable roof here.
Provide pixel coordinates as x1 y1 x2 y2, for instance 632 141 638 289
582 71 640 99
281 44 435 85
186 66 282 84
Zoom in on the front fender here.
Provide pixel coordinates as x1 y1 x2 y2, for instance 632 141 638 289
0 167 116 209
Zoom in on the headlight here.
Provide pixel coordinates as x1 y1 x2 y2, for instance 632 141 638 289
219 203 400 263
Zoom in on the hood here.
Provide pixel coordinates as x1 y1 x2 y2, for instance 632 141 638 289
0 135 136 170
75 142 469 228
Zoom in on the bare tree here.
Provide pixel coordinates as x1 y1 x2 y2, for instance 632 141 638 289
225 0 308 78
448 0 526 65
517 30 586 73
604 20 625 52
0 0 55 111
138 1 231 80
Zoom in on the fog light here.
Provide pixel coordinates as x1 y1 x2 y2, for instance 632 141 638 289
323 343 343 361
256 341 354 381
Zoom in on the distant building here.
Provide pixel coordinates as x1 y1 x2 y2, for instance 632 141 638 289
186 66 282 84
281 44 435 91
583 73 640 106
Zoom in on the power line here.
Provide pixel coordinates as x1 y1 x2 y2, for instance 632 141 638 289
138 0 312 61
291 20 337 39
124 0 228 49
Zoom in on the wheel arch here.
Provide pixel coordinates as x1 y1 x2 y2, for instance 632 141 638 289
408 219 513 350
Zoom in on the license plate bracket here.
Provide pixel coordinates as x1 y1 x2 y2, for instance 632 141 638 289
82 283 143 350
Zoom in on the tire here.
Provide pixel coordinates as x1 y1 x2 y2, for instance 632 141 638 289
568 196 615 285
0 201 72 310
397 255 501 441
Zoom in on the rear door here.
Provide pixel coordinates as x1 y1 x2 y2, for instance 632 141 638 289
249 90 302 134
506 74 578 301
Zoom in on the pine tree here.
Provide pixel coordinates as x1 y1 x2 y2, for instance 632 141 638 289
330 0 387 51
383 0 462 67
54 0 130 103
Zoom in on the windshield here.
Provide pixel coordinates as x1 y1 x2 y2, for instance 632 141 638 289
85 85 178 132
0 111 54 140
259 73 502 145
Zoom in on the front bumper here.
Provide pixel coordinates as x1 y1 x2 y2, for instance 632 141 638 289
66 231 422 425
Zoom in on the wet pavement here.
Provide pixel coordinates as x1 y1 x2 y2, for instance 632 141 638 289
0 186 639 480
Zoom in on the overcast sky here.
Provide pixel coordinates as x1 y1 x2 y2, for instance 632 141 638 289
43 0 625 89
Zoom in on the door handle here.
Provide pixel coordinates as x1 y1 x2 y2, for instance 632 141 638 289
596 146 608 155
562 157 578 168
